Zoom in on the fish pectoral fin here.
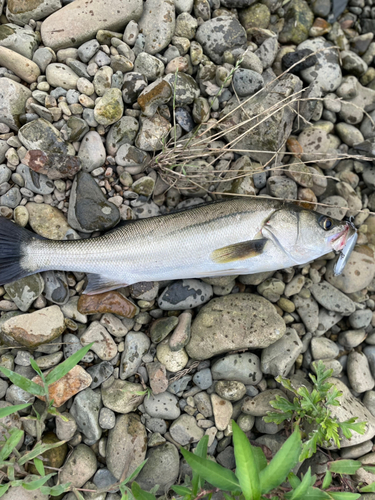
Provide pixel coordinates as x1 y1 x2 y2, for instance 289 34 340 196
210 238 268 264
84 273 129 295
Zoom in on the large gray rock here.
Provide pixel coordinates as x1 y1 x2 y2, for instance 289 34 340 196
0 78 31 131
6 0 61 25
186 294 285 360
0 24 39 59
219 74 303 164
106 413 147 480
324 378 375 449
41 0 143 50
138 0 175 55
59 444 97 488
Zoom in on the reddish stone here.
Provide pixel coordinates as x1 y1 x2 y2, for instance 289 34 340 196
33 365 92 407
22 150 81 180
286 137 303 158
78 291 138 318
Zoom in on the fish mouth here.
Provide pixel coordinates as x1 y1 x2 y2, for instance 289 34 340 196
329 223 352 252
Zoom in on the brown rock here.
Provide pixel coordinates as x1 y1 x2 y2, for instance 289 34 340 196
78 291 138 318
27 432 68 475
1 305 65 348
33 365 92 407
22 150 81 180
147 361 168 394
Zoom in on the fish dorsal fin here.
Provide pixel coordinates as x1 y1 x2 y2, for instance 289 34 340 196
210 238 268 264
84 273 128 295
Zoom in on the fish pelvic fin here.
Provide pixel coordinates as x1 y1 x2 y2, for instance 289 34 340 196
210 238 268 264
0 217 44 285
84 273 129 295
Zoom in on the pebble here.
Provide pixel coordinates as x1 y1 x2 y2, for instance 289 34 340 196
94 88 124 126
80 321 117 361
136 443 180 495
170 414 204 444
101 377 144 413
311 337 340 360
261 328 303 377
211 353 262 385
138 0 176 55
33 364 92 407
242 389 285 417
158 279 213 310
4 274 44 313
70 388 102 445
144 391 181 420
147 361 169 394
87 361 114 390
156 338 188 372
310 281 356 315
120 332 150 379
215 380 246 402
106 413 147 480
0 47 40 84
232 69 264 97
193 367 213 390
59 444 97 488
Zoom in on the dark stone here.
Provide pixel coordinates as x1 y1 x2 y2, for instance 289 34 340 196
68 171 120 233
282 49 317 73
175 107 195 132
87 361 114 389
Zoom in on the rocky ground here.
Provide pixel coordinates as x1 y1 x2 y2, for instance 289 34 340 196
1 0 375 498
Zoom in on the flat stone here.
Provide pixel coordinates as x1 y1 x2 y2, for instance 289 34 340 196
77 131 106 173
144 391 181 419
158 279 213 311
17 164 54 195
135 443 180 495
68 171 120 233
170 414 204 445
150 316 178 343
33 364 92 407
42 271 69 306
46 63 79 90
347 352 375 394
0 77 31 131
169 311 192 351
59 444 97 488
215 380 246 401
80 321 118 361
77 291 137 318
310 281 356 315
0 46 40 83
7 0 62 25
135 114 171 151
22 150 81 180
325 378 375 448
279 0 314 44
138 79 172 117
120 331 150 379
18 118 73 155
211 352 262 385
311 337 340 360
0 24 39 59
186 294 285 360
134 52 165 81
292 293 319 333
242 389 285 417
164 72 200 105
193 367 212 390
41 0 143 50
4 274 44 312
2 305 65 348
26 202 79 240
211 393 233 431
101 376 144 413
261 328 303 377
107 116 139 156
147 361 169 394
70 388 102 445
106 413 147 480
87 361 114 390
138 0 175 55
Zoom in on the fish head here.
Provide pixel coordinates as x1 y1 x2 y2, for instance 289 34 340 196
263 205 357 272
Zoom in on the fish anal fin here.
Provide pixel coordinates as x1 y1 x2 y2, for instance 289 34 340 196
84 273 128 295
210 238 268 264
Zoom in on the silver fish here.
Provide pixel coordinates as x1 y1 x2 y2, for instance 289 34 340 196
0 198 357 294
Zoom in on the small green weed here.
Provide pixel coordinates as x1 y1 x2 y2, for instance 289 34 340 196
264 360 366 460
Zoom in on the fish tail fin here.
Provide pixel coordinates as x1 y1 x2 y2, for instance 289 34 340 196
0 217 44 285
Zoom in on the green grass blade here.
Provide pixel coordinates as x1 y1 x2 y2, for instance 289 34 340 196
329 494 360 500
290 468 311 500
18 440 66 466
259 427 302 494
328 460 361 475
322 471 332 490
181 448 240 492
0 429 23 462
0 403 31 419
22 473 55 490
33 457 45 476
132 482 157 500
304 487 331 499
192 435 209 496
0 484 10 498
121 458 148 484
44 343 93 386
0 366 45 396
360 481 375 493
232 420 261 500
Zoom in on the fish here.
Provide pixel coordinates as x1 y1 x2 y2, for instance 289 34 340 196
0 197 357 295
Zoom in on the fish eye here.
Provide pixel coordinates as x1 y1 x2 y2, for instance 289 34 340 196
319 216 333 231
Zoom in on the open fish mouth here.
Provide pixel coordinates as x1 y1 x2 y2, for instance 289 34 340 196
329 221 358 276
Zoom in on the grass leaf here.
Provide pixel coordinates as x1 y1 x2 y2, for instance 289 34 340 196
0 366 45 396
22 473 56 490
132 482 157 500
322 470 332 490
259 427 302 494
0 429 23 462
33 457 45 476
192 435 208 496
290 468 312 500
329 494 361 500
181 447 240 492
121 458 148 485
44 343 93 386
18 440 66 466
232 420 261 500
0 403 31 419
359 481 375 493
328 460 361 475
0 484 10 498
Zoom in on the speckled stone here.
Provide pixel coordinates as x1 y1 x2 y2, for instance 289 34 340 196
138 0 176 55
